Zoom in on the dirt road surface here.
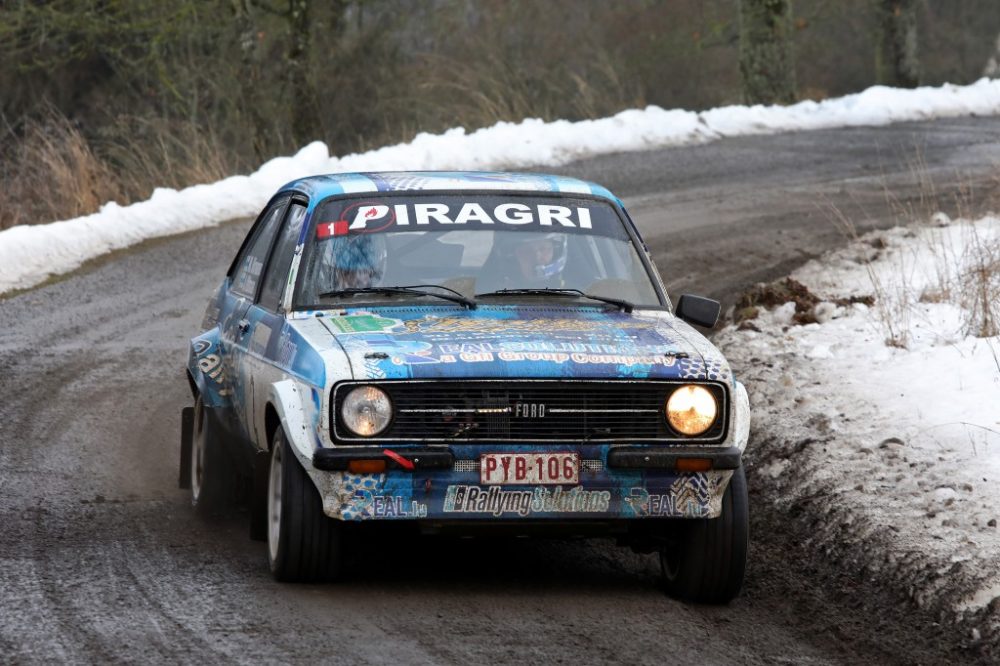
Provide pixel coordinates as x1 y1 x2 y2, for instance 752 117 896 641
2 117 999 664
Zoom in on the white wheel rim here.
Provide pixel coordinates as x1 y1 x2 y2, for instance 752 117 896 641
191 401 205 502
267 441 283 563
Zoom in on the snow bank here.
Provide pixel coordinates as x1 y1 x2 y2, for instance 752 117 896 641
4 78 1000 294
717 215 1000 650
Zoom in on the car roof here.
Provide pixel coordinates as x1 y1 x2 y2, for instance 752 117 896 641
279 171 620 207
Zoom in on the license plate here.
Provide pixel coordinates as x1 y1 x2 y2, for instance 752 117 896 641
480 453 579 485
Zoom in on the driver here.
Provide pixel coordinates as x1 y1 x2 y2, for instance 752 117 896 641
322 234 388 291
512 233 567 286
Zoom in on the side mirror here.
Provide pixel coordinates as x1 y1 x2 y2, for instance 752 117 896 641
675 294 720 329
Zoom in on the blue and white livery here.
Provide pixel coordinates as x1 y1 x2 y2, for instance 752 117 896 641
181 171 750 603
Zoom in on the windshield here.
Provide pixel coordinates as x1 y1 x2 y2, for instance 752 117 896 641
295 194 662 308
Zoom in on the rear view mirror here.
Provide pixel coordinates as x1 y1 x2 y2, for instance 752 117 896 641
675 294 720 329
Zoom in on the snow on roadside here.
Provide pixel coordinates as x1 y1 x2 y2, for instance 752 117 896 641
4 78 1000 294
717 215 1000 649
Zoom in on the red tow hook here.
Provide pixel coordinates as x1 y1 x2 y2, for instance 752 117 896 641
382 448 415 471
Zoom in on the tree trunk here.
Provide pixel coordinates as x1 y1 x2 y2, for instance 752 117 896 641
231 0 268 160
738 0 797 105
985 32 1000 78
287 0 319 147
876 0 920 88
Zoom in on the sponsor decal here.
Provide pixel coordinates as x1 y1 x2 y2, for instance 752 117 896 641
438 340 678 355
623 485 712 518
352 490 428 519
196 352 230 395
276 328 298 367
338 318 696 368
198 353 222 376
318 202 395 238
402 317 659 335
505 351 679 368
347 335 442 366
325 313 402 334
443 485 611 517
317 201 594 237
388 319 689 367
499 351 571 364
248 322 272 355
379 347 678 369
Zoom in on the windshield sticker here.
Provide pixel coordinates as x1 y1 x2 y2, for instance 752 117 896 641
317 199 612 238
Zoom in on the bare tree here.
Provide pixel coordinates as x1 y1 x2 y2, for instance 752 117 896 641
285 0 319 147
738 0 797 105
983 32 1000 78
253 0 348 148
876 0 920 88
231 0 268 159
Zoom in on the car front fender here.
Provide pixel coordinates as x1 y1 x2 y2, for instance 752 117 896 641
268 379 317 464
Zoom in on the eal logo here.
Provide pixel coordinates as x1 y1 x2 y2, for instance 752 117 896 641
514 402 546 418
317 202 394 238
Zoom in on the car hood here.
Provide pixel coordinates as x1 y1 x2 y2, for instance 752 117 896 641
298 306 732 383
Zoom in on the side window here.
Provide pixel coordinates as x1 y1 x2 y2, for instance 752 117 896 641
231 201 287 299
259 203 308 311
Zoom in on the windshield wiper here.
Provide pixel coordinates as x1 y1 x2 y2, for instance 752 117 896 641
474 287 633 312
319 285 476 309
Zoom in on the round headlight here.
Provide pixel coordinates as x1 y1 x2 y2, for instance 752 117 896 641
666 385 718 436
341 386 393 437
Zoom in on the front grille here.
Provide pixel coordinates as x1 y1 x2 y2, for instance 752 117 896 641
332 380 727 444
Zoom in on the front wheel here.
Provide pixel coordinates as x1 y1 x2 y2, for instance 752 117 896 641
660 465 749 604
267 427 343 582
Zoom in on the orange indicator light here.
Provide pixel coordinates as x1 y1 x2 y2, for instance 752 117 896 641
348 459 387 474
675 458 713 472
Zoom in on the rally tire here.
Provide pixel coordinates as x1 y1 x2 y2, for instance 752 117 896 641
267 427 343 582
190 396 232 516
660 465 748 604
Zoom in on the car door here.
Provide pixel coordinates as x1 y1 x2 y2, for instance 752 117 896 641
222 196 290 443
245 199 309 449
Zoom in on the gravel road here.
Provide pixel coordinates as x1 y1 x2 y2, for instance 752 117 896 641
2 117 999 665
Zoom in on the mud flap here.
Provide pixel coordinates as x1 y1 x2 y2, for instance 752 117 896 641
249 449 270 541
179 406 193 489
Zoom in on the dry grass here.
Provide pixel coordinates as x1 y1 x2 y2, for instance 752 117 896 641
824 201 913 347
0 110 122 229
816 148 1000 347
0 108 235 231
101 115 232 196
935 217 1000 338
823 170 1000 347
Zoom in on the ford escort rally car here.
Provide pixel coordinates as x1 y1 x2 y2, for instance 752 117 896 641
180 171 751 603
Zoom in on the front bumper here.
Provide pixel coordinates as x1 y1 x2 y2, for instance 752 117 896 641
310 443 740 522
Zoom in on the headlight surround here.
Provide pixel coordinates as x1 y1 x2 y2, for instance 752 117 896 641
665 384 718 436
340 386 393 437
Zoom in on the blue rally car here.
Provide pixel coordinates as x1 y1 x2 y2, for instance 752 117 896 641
180 171 751 602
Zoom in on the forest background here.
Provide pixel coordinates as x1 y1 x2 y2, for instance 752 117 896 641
2 0 999 230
